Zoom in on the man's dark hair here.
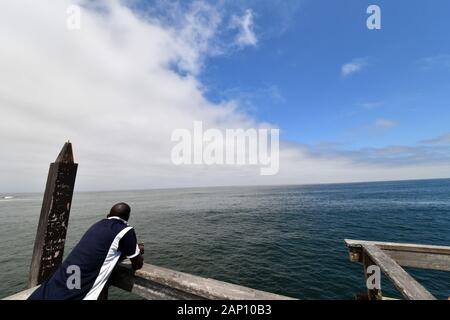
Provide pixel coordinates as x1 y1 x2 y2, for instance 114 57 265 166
108 202 131 221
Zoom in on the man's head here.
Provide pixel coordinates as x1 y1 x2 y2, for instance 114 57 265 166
108 202 131 221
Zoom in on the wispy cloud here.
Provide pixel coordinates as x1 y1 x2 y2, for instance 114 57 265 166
305 139 450 167
213 84 285 114
358 101 384 110
344 118 399 140
372 118 398 130
421 133 450 145
420 54 450 70
341 58 369 77
230 9 257 47
132 1 259 74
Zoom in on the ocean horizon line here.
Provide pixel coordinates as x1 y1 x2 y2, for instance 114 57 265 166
2 176 449 196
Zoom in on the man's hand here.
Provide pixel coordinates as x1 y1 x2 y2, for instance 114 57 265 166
130 254 143 270
130 242 144 271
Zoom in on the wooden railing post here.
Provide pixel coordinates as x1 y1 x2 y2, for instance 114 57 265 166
345 240 439 300
28 142 78 287
362 252 383 300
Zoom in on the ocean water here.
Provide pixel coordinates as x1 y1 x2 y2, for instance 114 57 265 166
0 179 449 300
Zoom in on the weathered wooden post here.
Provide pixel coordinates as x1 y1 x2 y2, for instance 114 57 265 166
28 142 78 287
362 252 382 300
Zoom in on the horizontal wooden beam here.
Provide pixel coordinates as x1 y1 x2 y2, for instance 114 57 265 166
345 239 450 255
2 286 38 300
345 239 450 271
386 251 450 272
362 244 435 300
110 263 296 300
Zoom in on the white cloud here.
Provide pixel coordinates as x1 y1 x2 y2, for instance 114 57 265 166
341 58 369 77
230 9 257 47
0 0 257 191
165 1 223 75
0 1 448 192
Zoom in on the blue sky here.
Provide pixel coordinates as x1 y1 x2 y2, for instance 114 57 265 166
182 0 450 151
1 0 449 192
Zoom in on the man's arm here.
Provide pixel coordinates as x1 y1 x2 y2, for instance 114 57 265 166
119 230 144 270
130 243 144 270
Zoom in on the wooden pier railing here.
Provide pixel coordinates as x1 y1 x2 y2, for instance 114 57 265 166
110 263 293 300
345 239 450 300
3 262 294 300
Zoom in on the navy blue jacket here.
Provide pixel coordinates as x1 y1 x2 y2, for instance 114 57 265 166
28 217 139 300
